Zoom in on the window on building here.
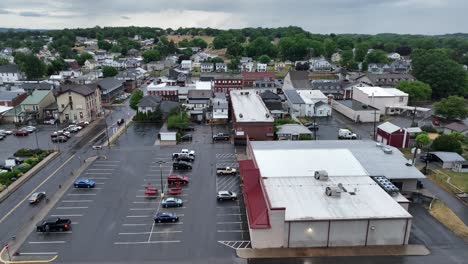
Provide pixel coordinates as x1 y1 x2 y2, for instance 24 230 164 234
399 97 404 102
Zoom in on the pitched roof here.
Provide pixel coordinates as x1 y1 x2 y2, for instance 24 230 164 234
283 89 305 104
0 91 24 101
56 84 97 97
159 101 180 114
0 64 19 73
445 121 468 132
21 90 51 105
21 82 54 91
137 95 162 108
288 71 312 89
188 89 213 99
377 122 401 134
277 124 312 135
260 90 280 100
97 77 124 92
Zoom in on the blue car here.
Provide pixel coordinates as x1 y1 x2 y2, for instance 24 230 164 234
74 178 95 188
161 197 183 208
154 212 179 223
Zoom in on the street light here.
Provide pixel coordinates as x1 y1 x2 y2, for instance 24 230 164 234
157 160 166 195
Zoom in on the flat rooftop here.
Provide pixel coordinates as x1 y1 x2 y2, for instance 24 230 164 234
355 86 408 97
263 176 412 221
251 140 425 180
338 100 379 111
230 89 274 123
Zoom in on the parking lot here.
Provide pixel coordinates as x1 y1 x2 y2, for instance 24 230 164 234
16 123 250 263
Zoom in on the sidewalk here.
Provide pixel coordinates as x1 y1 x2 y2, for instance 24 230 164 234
237 245 430 259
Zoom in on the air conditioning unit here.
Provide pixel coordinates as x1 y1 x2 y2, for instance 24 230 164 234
383 147 393 154
325 186 341 197
314 170 329 181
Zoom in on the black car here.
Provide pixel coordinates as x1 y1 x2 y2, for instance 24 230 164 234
175 154 194 163
154 212 179 223
305 123 319 131
173 161 192 170
52 135 68 143
36 217 71 232
180 134 192 141
419 153 434 162
182 126 195 132
213 133 230 141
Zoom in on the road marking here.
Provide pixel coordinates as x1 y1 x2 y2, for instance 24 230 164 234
217 230 248 233
0 154 76 225
217 206 240 209
217 222 243 224
130 208 154 211
126 215 150 218
50 214 83 217
133 201 160 204
122 224 150 226
85 172 112 174
94 182 105 185
71 222 79 224
123 222 184 226
114 241 180 245
29 241 66 244
87 177 110 180
92 164 118 167
56 207 88 209
119 231 182 235
67 194 97 196
19 252 59 255
88 168 115 171
217 214 245 216
62 200 93 203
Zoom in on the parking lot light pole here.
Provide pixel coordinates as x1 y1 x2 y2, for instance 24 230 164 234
158 160 166 195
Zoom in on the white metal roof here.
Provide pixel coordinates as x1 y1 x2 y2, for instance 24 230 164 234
263 176 412 221
355 86 408 97
195 81 212 90
250 140 425 180
297 90 327 105
230 90 274 123
377 122 401 134
253 148 368 178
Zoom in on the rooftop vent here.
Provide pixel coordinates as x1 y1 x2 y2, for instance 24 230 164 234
245 91 250 95
325 186 341 197
382 147 393 154
240 92 244 95
265 113 270 118
376 142 383 148
371 176 399 196
314 170 329 181
239 113 243 118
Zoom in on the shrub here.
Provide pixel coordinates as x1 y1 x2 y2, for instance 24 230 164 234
17 163 32 173
431 134 463 154
421 125 437 133
14 148 47 157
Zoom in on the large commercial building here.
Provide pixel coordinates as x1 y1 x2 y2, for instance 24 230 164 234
240 140 425 249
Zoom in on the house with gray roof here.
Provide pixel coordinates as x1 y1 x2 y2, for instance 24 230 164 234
186 90 213 122
276 124 313 141
0 64 23 83
21 82 55 92
212 92 228 124
137 95 162 114
283 71 312 90
55 84 102 123
0 90 28 107
96 77 124 103
444 121 468 136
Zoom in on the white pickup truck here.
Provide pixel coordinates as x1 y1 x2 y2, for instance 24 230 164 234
216 167 237 176
172 149 195 159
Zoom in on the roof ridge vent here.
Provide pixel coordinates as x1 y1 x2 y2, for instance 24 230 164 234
314 170 329 181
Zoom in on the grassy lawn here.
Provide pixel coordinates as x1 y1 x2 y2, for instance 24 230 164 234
429 200 468 239
427 169 468 194
439 170 468 192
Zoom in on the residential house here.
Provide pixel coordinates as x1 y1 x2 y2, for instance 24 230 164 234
59 70 82 81
181 60 192 71
200 63 214 73
124 58 142 69
312 58 332 72
252 79 277 94
331 99 381 123
55 84 102 123
185 89 213 122
284 89 331 117
127 48 139 57
147 61 165 71
357 73 415 87
331 52 342 64
276 124 313 140
275 61 287 72
282 71 312 90
368 63 391 74
137 95 162 114
0 64 23 83
20 90 55 120
84 59 96 71
212 92 228 124
21 82 55 93
240 57 253 64
311 80 347 100
169 67 190 85
390 60 411 74
215 63 227 72
230 90 274 143
260 90 285 118
352 84 409 115
75 72 101 85
0 91 28 107
102 59 124 69
256 63 267 72
96 77 125 103
444 121 468 136
147 82 182 101
240 62 254 72
376 122 410 148
387 53 401 60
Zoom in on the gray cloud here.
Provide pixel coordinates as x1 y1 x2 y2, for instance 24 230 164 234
0 0 466 34
0 9 11 14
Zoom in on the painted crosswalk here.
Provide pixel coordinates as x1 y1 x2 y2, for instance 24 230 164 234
218 241 251 249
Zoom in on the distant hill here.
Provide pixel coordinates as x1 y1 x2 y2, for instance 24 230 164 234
0 28 48 32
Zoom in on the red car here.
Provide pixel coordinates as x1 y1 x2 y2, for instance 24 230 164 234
432 120 440 126
167 175 189 184
14 130 29 136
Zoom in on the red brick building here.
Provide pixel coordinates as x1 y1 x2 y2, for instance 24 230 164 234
242 72 276 88
214 76 243 94
376 121 409 148
230 90 274 144
0 91 28 107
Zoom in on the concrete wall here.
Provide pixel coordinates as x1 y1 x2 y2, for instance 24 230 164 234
367 219 409 245
328 220 368 247
250 209 286 248
353 89 408 114
332 100 379 123
289 221 329 247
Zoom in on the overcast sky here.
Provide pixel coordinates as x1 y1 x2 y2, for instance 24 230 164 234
0 0 466 34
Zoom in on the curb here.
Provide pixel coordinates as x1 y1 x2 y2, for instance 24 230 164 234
105 118 134 146
0 152 60 203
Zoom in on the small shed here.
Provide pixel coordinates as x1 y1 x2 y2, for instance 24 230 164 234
276 124 313 140
452 161 468 173
331 99 380 123
443 121 468 136
376 122 409 148
430 151 466 169
158 123 177 145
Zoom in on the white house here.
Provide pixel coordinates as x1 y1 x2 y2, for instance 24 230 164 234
312 58 332 72
284 89 331 117
387 53 401 60
200 63 214 73
256 63 267 72
352 84 409 115
240 62 254 72
215 63 227 72
83 59 96 71
212 92 228 124
0 64 23 83
181 60 192 71
331 52 342 63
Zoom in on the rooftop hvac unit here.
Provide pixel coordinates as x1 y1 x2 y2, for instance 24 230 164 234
314 170 329 181
239 113 243 118
383 147 393 154
245 91 250 95
371 176 399 196
325 186 341 197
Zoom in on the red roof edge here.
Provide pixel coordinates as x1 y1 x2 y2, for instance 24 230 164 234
239 160 271 229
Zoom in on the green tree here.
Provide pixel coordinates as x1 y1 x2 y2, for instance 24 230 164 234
14 53 46 80
361 60 369 71
228 57 240 70
109 45 122 53
340 50 354 68
226 42 244 57
0 58 9 65
76 52 93 66
434 96 468 120
130 90 144 110
336 36 354 50
258 55 271 64
365 50 390 63
411 49 467 99
98 40 112 51
323 38 337 58
245 37 277 58
396 81 432 104
431 134 463 154
190 38 208 49
102 66 118 78
355 42 369 62
213 32 235 49
309 40 324 57
416 133 431 146
142 49 161 63
167 111 189 130
47 58 68 75
278 35 310 61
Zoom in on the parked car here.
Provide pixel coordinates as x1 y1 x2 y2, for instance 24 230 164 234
161 197 183 208
117 118 125 126
167 174 189 184
175 154 194 163
0 135 4 140
305 123 319 131
92 145 102 150
14 130 29 136
22 126 36 132
77 121 89 127
420 153 435 162
180 134 192 141
43 119 57 125
0 129 12 135
154 212 179 223
213 133 230 141
36 217 71 232
182 126 195 132
217 167 237 176
51 135 68 143
432 120 441 126
74 178 95 188
338 129 357 140
173 161 192 170
217 191 238 201
28 192 46 204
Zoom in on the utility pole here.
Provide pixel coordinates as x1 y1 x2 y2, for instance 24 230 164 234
313 105 317 140
411 106 417 127
158 160 165 195
373 109 377 140
104 117 111 147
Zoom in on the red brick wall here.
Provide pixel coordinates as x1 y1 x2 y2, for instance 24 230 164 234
234 122 274 141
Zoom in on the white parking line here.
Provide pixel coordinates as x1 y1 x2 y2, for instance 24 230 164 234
122 223 150 226
94 182 105 185
62 200 93 203
92 164 118 167
19 252 58 255
122 222 184 226
217 230 248 233
87 177 110 180
85 172 112 175
217 222 243 224
56 207 89 209
88 168 115 171
71 222 79 224
132 201 160 204
114 241 180 245
129 208 154 211
71 188 102 190
126 215 150 218
119 231 182 235
28 241 66 244
50 214 83 217
66 194 97 196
